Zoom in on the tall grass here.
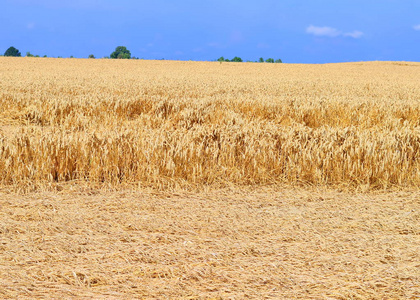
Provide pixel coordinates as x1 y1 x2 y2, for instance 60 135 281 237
1 58 420 189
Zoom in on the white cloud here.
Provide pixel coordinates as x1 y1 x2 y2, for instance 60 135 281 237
306 25 363 38
306 25 341 37
344 30 364 38
414 24 420 31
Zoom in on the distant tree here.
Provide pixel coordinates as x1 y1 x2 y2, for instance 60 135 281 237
26 51 34 57
110 46 131 59
217 56 225 62
275 59 283 63
70 55 74 58
259 57 264 63
43 55 47 58
225 58 230 62
231 56 243 62
88 54 95 59
265 58 274 63
36 55 40 57
4 46 21 57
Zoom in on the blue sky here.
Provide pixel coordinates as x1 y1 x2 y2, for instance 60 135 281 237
1 0 419 63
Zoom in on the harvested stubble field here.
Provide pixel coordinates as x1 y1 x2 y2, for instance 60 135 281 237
0 58 420 298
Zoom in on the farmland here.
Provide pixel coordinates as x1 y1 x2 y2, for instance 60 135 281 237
0 58 419 298
1 58 420 190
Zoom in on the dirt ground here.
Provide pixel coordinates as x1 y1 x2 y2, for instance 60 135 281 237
0 186 419 299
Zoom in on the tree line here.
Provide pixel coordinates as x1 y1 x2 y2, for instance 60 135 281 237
2 46 136 59
217 56 282 63
2 46 282 63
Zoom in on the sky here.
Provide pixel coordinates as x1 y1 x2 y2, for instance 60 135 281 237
1 0 419 63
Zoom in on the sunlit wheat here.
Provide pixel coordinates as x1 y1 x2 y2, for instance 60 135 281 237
1 58 419 190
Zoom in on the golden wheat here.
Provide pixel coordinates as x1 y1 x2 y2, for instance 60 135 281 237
1 58 420 298
1 58 420 190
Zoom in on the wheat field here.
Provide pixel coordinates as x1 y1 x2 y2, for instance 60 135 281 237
1 58 420 298
1 58 420 190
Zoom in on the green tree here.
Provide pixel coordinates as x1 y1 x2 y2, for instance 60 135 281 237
265 58 274 63
217 56 225 62
259 57 264 63
88 54 95 59
4 46 21 57
231 56 243 62
26 51 34 57
275 59 282 63
110 46 131 59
